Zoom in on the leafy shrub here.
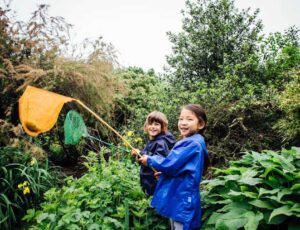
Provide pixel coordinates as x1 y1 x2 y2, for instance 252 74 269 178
0 147 59 229
274 71 300 146
24 150 168 229
201 147 300 229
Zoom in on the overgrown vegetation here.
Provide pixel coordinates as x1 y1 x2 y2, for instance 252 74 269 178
0 146 59 229
201 147 300 229
23 151 168 229
0 0 300 228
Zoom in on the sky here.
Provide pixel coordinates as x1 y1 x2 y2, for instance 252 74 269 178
4 0 300 73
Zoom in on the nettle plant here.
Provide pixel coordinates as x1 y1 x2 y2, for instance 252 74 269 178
201 147 300 230
24 150 168 229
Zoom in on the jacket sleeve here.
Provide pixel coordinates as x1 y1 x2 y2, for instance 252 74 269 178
147 139 201 176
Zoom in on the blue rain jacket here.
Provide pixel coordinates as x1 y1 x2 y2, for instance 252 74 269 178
147 134 208 230
140 132 176 195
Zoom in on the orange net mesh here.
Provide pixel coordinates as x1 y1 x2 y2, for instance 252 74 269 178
19 86 74 137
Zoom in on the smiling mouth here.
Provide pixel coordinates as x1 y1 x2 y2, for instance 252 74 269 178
179 127 188 131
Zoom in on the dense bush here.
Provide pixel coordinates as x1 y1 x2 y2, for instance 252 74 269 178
201 147 300 229
274 71 300 145
23 150 168 229
0 146 59 229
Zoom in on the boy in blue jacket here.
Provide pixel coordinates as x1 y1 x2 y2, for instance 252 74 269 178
133 111 176 196
139 104 209 230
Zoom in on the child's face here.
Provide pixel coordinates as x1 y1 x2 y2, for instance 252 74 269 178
178 108 202 138
146 121 162 139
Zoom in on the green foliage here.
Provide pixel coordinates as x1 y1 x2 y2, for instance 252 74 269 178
166 0 263 87
274 71 300 145
201 147 300 229
0 146 59 229
115 68 183 136
162 0 300 164
0 3 124 165
24 150 168 229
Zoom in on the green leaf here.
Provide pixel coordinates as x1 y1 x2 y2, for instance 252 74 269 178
207 212 223 225
22 209 36 222
215 209 249 230
37 212 49 224
244 211 264 230
277 188 293 201
248 199 274 210
87 223 101 230
291 183 300 191
258 188 280 198
228 190 256 199
269 205 293 222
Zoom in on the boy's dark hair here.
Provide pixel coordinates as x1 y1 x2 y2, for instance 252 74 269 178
144 111 168 134
182 104 210 174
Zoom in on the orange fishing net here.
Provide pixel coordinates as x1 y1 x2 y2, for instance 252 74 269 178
19 86 74 137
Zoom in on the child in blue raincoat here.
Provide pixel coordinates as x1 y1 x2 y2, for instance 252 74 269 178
132 111 176 195
139 104 209 230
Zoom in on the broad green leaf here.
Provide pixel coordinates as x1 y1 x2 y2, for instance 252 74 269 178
272 155 296 172
22 209 36 222
249 199 274 210
217 202 252 213
251 151 270 161
269 205 293 222
202 178 225 187
259 160 275 168
258 188 280 198
290 203 300 215
223 174 240 181
87 223 101 230
260 166 276 178
207 212 222 225
277 188 293 201
291 183 300 191
266 175 281 188
216 217 248 230
37 212 49 224
244 211 263 230
215 209 249 230
239 177 262 186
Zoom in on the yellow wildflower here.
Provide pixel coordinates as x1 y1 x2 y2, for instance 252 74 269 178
23 181 30 187
134 138 143 143
23 187 30 195
18 183 23 189
127 131 134 137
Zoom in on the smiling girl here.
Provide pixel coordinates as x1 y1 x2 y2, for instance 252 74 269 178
139 104 209 230
132 111 176 196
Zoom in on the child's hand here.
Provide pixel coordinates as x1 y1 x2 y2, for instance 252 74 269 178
154 171 161 180
131 148 140 157
138 155 148 166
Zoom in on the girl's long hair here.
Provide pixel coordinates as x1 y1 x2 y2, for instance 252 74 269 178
182 104 210 175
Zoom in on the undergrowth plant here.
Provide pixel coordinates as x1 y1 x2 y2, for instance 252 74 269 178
23 150 168 229
0 147 59 229
201 147 300 230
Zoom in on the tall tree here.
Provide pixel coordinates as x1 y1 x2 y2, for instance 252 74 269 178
166 0 263 88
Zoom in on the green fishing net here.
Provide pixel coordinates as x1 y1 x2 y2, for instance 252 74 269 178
64 110 88 145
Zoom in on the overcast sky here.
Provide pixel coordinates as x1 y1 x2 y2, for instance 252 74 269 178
5 0 300 73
